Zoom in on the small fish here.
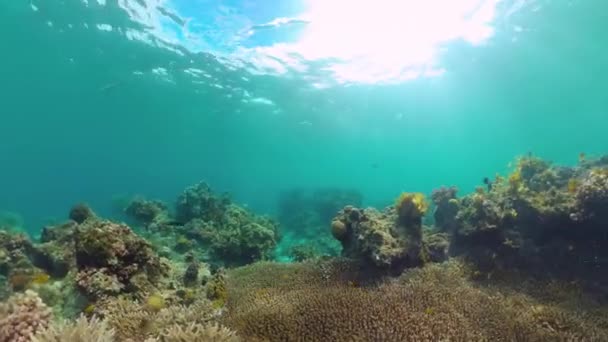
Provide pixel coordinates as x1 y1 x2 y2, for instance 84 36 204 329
298 120 313 126
583 256 608 266
99 81 123 92
347 280 359 288
163 220 185 226
579 152 586 163
371 163 379 169
30 272 50 285
482 177 492 191
83 304 96 314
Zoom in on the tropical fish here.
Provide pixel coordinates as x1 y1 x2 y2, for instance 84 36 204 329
31 272 50 285
9 271 50 289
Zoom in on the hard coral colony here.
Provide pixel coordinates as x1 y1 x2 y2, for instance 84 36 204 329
1 155 608 340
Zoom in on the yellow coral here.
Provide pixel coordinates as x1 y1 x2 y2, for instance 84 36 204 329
567 178 579 193
146 294 165 312
395 192 428 220
508 168 522 190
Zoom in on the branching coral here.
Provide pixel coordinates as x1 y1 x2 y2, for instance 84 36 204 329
0 290 53 342
95 296 218 341
31 316 114 342
158 323 239 342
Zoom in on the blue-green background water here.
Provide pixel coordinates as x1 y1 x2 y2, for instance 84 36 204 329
1 0 607 234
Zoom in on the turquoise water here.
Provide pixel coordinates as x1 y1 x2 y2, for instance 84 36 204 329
1 0 607 233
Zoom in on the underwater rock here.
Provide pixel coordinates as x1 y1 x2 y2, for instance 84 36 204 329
422 232 450 263
573 168 608 222
40 221 77 243
124 196 169 226
0 230 36 277
29 243 71 278
183 261 199 287
431 186 459 232
68 203 96 224
331 197 428 271
75 268 125 299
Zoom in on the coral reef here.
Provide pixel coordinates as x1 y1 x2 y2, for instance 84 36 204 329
174 183 280 266
124 197 169 227
185 204 279 266
176 182 230 224
449 155 608 281
2 155 608 341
